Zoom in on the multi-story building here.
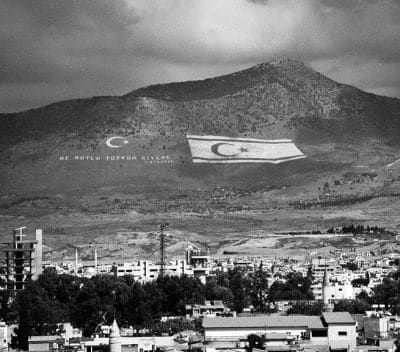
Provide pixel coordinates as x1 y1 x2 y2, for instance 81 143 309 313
185 245 210 282
312 281 354 301
0 227 43 291
111 259 191 282
311 258 337 283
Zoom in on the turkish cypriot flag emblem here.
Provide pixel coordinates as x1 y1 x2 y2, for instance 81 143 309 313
186 135 306 164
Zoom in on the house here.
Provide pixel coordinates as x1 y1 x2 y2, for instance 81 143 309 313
186 300 231 318
202 312 356 352
364 315 390 341
322 312 357 351
312 281 354 301
203 314 326 342
28 336 64 352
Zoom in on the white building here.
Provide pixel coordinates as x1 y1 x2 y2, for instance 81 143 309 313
323 312 357 351
100 245 212 283
312 281 354 301
186 300 230 318
0 322 7 352
111 259 191 282
311 258 337 283
202 312 356 352
28 336 63 352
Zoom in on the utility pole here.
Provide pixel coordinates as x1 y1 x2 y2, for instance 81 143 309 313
159 222 169 278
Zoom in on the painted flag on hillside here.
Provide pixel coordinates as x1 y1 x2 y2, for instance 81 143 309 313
186 135 306 164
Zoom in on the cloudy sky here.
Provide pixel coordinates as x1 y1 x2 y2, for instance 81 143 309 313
1 0 399 113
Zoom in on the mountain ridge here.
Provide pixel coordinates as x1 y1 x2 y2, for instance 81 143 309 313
1 58 399 144
0 58 399 201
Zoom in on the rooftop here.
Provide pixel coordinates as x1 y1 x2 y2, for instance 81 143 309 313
28 336 62 343
203 315 325 330
322 312 355 324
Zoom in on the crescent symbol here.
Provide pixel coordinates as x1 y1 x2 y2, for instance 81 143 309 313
211 143 239 157
106 137 128 148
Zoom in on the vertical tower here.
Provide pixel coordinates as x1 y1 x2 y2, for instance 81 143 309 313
32 229 43 280
322 266 334 312
109 319 121 352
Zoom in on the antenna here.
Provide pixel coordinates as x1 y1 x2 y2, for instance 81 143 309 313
158 222 169 278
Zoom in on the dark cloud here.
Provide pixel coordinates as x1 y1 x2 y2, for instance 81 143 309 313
0 0 399 112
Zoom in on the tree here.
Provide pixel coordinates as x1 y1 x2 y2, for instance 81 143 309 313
247 334 264 352
342 262 358 271
204 278 234 307
13 281 64 349
268 272 314 302
351 277 369 287
288 301 323 315
371 270 400 314
0 286 12 323
227 268 251 313
333 299 371 314
70 279 105 336
248 263 269 312
147 318 195 336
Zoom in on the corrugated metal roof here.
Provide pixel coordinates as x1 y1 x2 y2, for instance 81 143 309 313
322 312 355 324
202 315 325 330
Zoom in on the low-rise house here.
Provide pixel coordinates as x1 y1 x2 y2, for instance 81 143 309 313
28 336 64 352
323 312 357 351
202 312 356 352
186 300 231 318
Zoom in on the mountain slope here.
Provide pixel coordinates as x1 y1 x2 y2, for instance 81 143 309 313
0 58 399 202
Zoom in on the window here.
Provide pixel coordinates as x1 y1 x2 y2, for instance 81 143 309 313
338 331 347 336
312 330 327 337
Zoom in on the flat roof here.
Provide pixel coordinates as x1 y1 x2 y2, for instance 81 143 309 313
203 315 325 330
28 336 61 343
322 312 355 324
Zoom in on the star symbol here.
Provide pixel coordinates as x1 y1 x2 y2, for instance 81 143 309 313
239 147 248 153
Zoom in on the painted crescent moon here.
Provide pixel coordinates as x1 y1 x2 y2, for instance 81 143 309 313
106 136 128 148
211 143 239 157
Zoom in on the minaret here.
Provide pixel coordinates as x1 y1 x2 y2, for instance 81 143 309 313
322 265 334 312
109 319 121 352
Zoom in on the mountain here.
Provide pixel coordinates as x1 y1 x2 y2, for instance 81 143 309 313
0 58 399 211
2 58 400 261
